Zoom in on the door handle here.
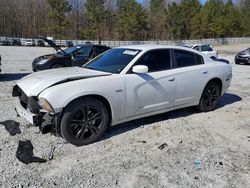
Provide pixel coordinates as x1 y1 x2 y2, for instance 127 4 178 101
168 77 175 81
202 71 208 74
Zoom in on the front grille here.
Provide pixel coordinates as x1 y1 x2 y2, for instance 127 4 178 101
13 85 40 113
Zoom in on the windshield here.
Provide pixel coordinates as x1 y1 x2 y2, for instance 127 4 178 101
59 46 77 54
84 48 141 73
241 48 250 54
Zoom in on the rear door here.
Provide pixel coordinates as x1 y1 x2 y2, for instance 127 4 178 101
125 49 176 116
172 49 208 106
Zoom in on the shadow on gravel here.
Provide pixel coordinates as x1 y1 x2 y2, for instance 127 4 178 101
0 73 30 82
104 93 242 140
104 107 197 140
217 93 242 108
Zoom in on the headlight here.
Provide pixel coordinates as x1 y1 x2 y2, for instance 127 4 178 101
37 59 48 65
38 98 54 112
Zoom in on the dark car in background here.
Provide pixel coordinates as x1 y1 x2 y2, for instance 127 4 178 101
10 38 21 46
0 39 10 46
235 48 250 64
66 40 74 47
37 39 45 47
32 37 110 71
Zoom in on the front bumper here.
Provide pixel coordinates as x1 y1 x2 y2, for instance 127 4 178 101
14 99 61 135
13 85 61 135
15 100 38 125
235 56 250 64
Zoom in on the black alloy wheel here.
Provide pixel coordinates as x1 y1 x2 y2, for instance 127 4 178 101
61 97 109 146
199 82 221 112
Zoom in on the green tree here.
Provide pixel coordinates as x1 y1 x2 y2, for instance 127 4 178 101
165 0 201 39
165 2 182 39
199 0 225 38
46 0 71 38
116 0 148 40
240 0 250 36
148 0 167 40
84 0 106 43
223 0 243 37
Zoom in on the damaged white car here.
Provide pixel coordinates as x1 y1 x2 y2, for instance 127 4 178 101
13 45 232 146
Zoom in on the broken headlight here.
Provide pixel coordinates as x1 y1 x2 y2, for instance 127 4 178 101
38 98 54 113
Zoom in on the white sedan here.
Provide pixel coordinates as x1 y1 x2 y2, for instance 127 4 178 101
13 45 232 146
191 44 218 59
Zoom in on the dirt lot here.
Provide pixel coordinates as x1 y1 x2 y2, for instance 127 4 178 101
0 45 249 188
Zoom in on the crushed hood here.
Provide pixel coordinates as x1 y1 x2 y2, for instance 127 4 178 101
16 67 111 96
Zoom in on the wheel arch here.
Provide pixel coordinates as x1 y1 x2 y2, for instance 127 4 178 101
204 77 223 95
59 94 113 127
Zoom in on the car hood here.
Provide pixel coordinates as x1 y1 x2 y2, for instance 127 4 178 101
16 67 111 96
38 35 65 53
238 52 249 57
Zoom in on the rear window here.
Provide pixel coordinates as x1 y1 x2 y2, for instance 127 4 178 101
174 50 196 68
201 46 213 52
195 54 204 64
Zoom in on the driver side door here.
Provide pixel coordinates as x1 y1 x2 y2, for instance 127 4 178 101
125 49 176 117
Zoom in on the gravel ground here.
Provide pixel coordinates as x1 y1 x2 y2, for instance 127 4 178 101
0 45 250 188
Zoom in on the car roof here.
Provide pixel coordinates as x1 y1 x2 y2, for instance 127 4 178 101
76 44 110 48
192 43 211 47
115 44 201 53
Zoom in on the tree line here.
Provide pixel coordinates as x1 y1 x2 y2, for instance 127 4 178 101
0 0 249 41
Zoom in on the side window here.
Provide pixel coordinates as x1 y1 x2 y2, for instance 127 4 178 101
174 50 197 68
201 46 213 52
195 54 204 65
136 50 171 72
193 46 200 51
95 46 109 55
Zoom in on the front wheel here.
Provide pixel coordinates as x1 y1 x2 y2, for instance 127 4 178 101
60 97 109 146
198 82 221 112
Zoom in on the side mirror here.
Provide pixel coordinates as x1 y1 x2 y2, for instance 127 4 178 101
132 65 148 74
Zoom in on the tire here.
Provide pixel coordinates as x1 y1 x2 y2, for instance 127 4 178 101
52 64 64 69
60 97 109 146
198 81 221 112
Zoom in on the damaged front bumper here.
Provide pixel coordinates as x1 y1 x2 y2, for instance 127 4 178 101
13 85 61 135
15 100 37 125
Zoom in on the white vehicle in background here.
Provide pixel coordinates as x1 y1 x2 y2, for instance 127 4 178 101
12 45 232 146
25 39 35 46
191 44 218 59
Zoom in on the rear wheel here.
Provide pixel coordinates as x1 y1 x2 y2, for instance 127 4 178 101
198 82 221 112
60 97 109 146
